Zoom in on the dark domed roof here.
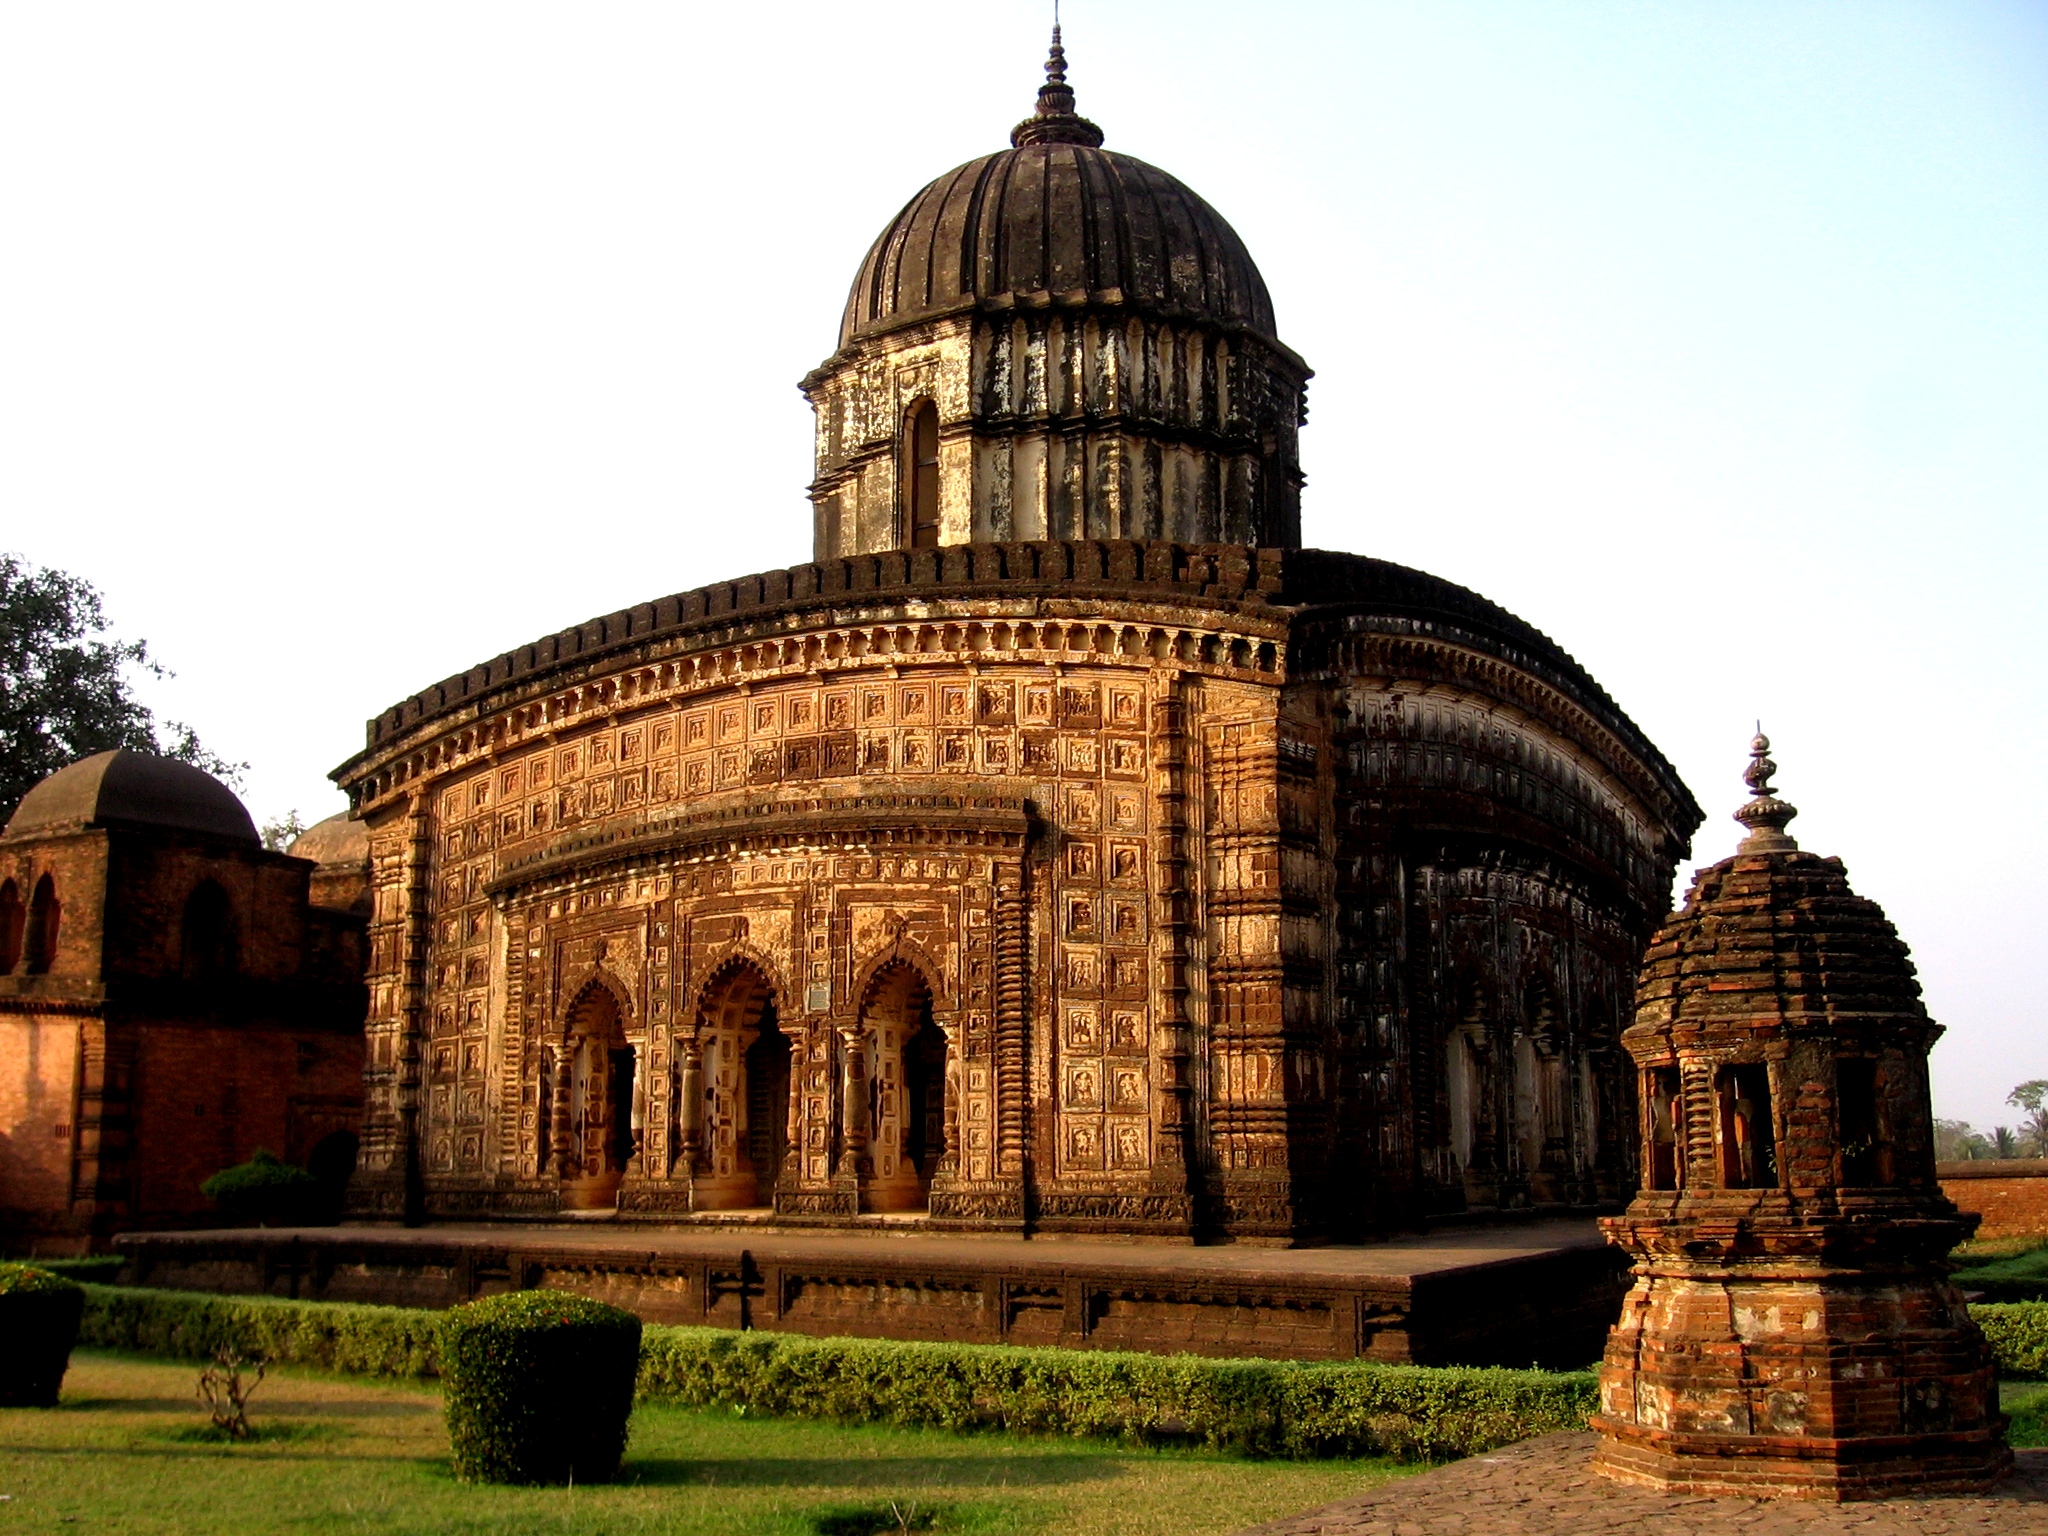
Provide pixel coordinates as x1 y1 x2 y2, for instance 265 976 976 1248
3 749 258 845
839 34 1277 348
288 811 369 868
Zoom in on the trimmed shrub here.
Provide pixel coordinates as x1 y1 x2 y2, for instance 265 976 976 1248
29 1256 126 1283
78 1285 442 1378
200 1149 323 1226
0 1264 87 1406
441 1289 642 1484
635 1327 1596 1461
1976 1302 2048 1379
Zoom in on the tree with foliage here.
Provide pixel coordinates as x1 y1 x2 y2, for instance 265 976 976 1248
1934 1118 1994 1162
0 553 244 821
260 810 307 853
2008 1081 2048 1158
1994 1126 2020 1158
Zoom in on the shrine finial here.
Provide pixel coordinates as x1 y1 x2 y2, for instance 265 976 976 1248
1733 728 1799 853
1011 9 1105 149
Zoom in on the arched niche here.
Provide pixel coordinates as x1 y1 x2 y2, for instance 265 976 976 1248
557 979 633 1211
857 958 948 1213
689 958 794 1209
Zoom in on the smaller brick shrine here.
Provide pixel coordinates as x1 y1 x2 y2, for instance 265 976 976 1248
1590 735 2009 1499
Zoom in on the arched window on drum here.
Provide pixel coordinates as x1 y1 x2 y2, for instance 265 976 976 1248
903 399 940 549
24 874 59 974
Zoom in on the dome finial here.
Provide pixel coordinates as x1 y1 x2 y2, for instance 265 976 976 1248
1012 6 1105 149
1733 725 1800 853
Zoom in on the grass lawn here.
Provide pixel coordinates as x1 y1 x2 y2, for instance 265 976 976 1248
0 1351 1414 1536
2006 1380 2048 1448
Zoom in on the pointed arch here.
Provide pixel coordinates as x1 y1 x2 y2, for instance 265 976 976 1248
848 933 953 1020
24 874 59 974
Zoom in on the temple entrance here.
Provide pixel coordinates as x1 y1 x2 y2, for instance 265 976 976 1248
860 961 946 1212
692 962 792 1209
560 984 631 1210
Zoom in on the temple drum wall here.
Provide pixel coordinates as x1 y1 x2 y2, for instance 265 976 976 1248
338 553 1695 1242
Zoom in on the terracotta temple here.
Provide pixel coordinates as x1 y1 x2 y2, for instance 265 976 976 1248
330 35 1703 1243
1590 737 2008 1497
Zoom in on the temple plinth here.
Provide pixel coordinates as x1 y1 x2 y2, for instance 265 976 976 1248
1590 735 2010 1499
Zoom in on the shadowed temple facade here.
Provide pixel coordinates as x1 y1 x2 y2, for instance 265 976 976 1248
337 38 1703 1242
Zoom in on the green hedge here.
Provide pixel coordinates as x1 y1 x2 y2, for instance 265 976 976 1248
442 1290 642 1484
75 1284 2044 1455
636 1327 1594 1461
77 1285 442 1378
1976 1303 2048 1379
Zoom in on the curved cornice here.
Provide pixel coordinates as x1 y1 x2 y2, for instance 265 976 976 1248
337 542 1684 821
484 792 1030 900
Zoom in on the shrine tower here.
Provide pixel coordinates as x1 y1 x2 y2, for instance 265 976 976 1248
1592 736 2008 1498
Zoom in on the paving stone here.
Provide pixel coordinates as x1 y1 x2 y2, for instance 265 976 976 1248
1236 1435 2048 1536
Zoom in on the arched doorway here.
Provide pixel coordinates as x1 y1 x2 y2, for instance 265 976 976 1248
692 962 791 1209
859 960 946 1212
560 983 633 1211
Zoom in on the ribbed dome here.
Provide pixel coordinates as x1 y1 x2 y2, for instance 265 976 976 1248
3 749 257 845
841 146 1277 348
839 35 1276 348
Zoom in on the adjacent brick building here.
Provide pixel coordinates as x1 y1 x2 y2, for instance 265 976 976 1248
333 40 1702 1243
0 752 369 1252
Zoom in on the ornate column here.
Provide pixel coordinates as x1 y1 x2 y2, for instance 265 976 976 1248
673 1036 703 1176
838 1025 871 1184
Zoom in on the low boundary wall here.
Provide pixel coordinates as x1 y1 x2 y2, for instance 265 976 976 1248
1941 1160 2048 1241
111 1225 1628 1369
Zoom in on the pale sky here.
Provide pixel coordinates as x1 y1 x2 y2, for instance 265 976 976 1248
3 2 2042 1131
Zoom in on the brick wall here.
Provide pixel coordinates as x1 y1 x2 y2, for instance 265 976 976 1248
1940 1160 2048 1240
0 1013 79 1233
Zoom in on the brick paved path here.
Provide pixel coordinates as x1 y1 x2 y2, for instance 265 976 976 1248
1236 1434 2048 1536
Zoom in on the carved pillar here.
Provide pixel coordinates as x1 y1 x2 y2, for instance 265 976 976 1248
549 1040 574 1177
1150 678 1197 1196
992 864 1027 1180
396 789 434 1223
674 1036 703 1175
839 1025 871 1176
628 1038 649 1172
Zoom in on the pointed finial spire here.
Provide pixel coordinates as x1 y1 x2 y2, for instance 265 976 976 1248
1733 727 1800 853
1011 8 1105 149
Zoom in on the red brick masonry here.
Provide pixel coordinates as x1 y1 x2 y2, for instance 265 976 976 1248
1943 1162 2048 1243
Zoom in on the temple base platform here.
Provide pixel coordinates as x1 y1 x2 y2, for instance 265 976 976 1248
112 1216 1623 1366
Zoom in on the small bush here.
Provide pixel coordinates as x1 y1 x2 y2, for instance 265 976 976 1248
440 1289 642 1484
78 1285 442 1377
1976 1302 2048 1379
0 1264 87 1406
635 1327 1595 1461
201 1149 323 1226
